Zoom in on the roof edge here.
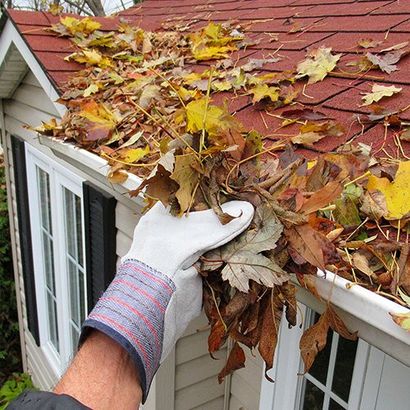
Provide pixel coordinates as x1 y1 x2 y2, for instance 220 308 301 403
0 17 65 116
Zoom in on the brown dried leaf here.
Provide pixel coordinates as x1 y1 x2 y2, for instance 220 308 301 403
286 224 340 271
300 181 343 214
258 294 280 376
299 310 330 373
218 342 246 383
327 305 357 341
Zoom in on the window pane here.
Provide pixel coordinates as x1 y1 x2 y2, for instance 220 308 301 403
46 291 59 353
308 314 333 385
75 195 84 267
69 261 80 327
329 399 346 410
79 271 86 324
332 337 358 402
302 380 324 410
64 188 76 259
42 233 55 293
37 167 52 233
70 324 80 356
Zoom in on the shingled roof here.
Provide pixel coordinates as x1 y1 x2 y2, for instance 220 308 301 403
3 0 410 156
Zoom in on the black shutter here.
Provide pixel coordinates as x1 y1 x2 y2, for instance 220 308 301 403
11 135 40 346
83 182 117 312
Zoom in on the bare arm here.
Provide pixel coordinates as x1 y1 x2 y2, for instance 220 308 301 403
54 331 142 410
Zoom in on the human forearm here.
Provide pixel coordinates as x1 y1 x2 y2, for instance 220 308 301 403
54 331 142 410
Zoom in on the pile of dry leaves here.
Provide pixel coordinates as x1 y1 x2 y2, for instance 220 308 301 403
34 16 410 381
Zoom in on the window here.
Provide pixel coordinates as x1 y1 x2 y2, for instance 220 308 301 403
259 304 375 410
26 145 87 375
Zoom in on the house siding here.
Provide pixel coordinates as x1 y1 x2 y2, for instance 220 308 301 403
229 350 263 410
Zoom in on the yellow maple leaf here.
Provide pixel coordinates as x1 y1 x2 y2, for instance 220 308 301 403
367 161 410 220
120 146 150 163
170 153 200 214
185 98 227 135
296 47 341 84
79 100 117 126
204 22 222 40
67 49 112 68
60 16 101 36
249 84 280 103
192 45 236 61
361 84 402 106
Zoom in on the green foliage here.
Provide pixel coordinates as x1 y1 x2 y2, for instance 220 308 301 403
0 162 22 383
0 373 34 410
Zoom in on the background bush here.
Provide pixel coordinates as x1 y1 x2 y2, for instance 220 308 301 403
0 159 22 384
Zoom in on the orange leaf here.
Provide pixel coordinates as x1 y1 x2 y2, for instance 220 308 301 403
300 181 343 214
218 342 245 383
299 310 330 373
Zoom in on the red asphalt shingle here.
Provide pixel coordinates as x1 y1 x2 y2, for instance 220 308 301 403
4 0 410 157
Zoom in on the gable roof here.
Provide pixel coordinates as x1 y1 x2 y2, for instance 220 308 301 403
2 0 410 156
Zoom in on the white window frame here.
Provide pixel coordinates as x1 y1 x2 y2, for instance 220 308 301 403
259 304 384 410
26 144 87 376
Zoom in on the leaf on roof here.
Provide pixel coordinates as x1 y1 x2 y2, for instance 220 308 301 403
380 42 409 52
66 49 112 68
241 57 281 72
185 98 230 136
249 84 280 103
281 108 332 121
78 100 118 141
291 121 344 146
367 161 410 220
296 47 342 84
361 84 402 106
357 38 382 49
365 50 404 74
50 16 102 37
190 22 242 61
83 83 99 97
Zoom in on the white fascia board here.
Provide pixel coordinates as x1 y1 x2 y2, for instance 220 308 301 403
294 271 410 366
0 19 66 117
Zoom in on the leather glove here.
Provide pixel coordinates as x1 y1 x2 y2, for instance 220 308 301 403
81 201 254 402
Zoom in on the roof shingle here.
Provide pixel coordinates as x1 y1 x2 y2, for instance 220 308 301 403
4 0 410 156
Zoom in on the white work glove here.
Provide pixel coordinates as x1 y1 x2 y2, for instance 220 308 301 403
81 201 254 402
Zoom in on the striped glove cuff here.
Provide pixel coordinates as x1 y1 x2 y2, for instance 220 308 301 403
80 259 176 403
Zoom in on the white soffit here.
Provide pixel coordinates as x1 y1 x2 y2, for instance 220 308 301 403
0 18 66 117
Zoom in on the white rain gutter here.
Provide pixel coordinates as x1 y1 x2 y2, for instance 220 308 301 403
39 135 410 366
295 271 410 366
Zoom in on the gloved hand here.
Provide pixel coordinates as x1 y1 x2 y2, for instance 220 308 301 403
81 201 254 402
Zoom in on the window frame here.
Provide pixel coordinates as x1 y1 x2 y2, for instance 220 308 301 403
259 303 383 410
25 144 87 376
